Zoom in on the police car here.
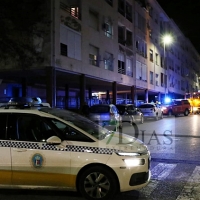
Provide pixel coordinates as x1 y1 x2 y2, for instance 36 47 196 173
0 105 151 200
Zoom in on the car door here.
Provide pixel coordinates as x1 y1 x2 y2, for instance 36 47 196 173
7 113 72 187
0 113 12 185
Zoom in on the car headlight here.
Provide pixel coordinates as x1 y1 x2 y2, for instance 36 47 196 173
123 158 145 166
193 107 198 111
116 152 141 156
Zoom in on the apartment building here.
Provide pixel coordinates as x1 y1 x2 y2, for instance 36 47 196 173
0 0 199 109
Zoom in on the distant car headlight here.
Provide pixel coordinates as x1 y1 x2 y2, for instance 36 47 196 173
193 107 198 111
162 107 167 110
123 158 145 166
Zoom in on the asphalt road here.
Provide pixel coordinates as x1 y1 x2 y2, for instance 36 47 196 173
1 114 200 200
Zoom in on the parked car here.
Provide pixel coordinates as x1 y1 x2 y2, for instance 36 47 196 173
138 103 163 120
171 99 191 117
88 104 122 131
161 102 174 116
0 105 151 200
116 104 144 124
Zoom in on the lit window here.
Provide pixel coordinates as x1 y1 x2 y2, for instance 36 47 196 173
70 7 79 19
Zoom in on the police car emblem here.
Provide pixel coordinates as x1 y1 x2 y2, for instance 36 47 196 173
32 153 43 168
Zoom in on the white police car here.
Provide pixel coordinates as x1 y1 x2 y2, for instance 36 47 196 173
0 106 151 200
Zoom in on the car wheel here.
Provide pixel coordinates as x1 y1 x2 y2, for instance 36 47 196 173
184 109 189 116
78 166 118 200
130 116 135 125
155 114 159 120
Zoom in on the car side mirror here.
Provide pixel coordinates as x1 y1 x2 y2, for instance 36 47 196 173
46 136 61 144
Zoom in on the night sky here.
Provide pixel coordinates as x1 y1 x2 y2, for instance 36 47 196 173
157 0 200 54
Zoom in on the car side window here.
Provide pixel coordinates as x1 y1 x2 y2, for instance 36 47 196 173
50 118 94 142
7 114 57 142
63 125 93 142
0 114 7 140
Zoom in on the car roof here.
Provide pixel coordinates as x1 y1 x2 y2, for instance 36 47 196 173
116 104 135 106
0 108 56 118
90 104 114 107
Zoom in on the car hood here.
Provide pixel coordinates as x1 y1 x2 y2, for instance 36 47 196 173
100 132 148 153
62 132 148 154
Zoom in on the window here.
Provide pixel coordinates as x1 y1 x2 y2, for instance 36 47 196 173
60 43 68 56
118 53 125 74
70 6 79 19
61 125 93 142
60 1 81 20
161 73 164 87
118 26 125 45
126 30 133 48
118 0 125 16
103 21 112 38
126 2 132 22
104 52 113 71
150 71 153 84
161 56 164 67
142 64 147 81
135 37 147 57
89 10 99 30
60 25 81 60
89 45 99 66
7 114 59 142
149 49 153 61
135 12 146 33
155 53 158 65
136 61 142 80
126 58 133 77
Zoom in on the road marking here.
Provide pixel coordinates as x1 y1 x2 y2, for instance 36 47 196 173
140 163 177 196
176 166 200 200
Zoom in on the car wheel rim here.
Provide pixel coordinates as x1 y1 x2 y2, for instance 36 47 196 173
84 172 110 198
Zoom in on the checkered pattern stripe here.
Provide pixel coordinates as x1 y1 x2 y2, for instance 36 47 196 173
66 145 115 155
0 140 118 155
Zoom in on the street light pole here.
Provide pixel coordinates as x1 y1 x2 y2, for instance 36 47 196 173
162 34 173 102
164 41 166 100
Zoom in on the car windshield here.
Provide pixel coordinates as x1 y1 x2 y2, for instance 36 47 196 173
139 104 154 108
90 105 110 113
39 108 111 140
116 105 125 113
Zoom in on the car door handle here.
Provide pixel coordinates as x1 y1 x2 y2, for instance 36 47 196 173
13 148 27 152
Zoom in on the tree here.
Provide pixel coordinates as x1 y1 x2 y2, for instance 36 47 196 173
0 0 50 69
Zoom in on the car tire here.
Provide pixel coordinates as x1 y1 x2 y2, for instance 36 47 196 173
78 166 118 200
130 116 134 125
155 114 159 120
184 109 189 116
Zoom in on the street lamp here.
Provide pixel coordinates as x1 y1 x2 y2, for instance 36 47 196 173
162 34 173 102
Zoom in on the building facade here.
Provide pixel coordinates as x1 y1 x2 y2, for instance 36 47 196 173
0 0 199 109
